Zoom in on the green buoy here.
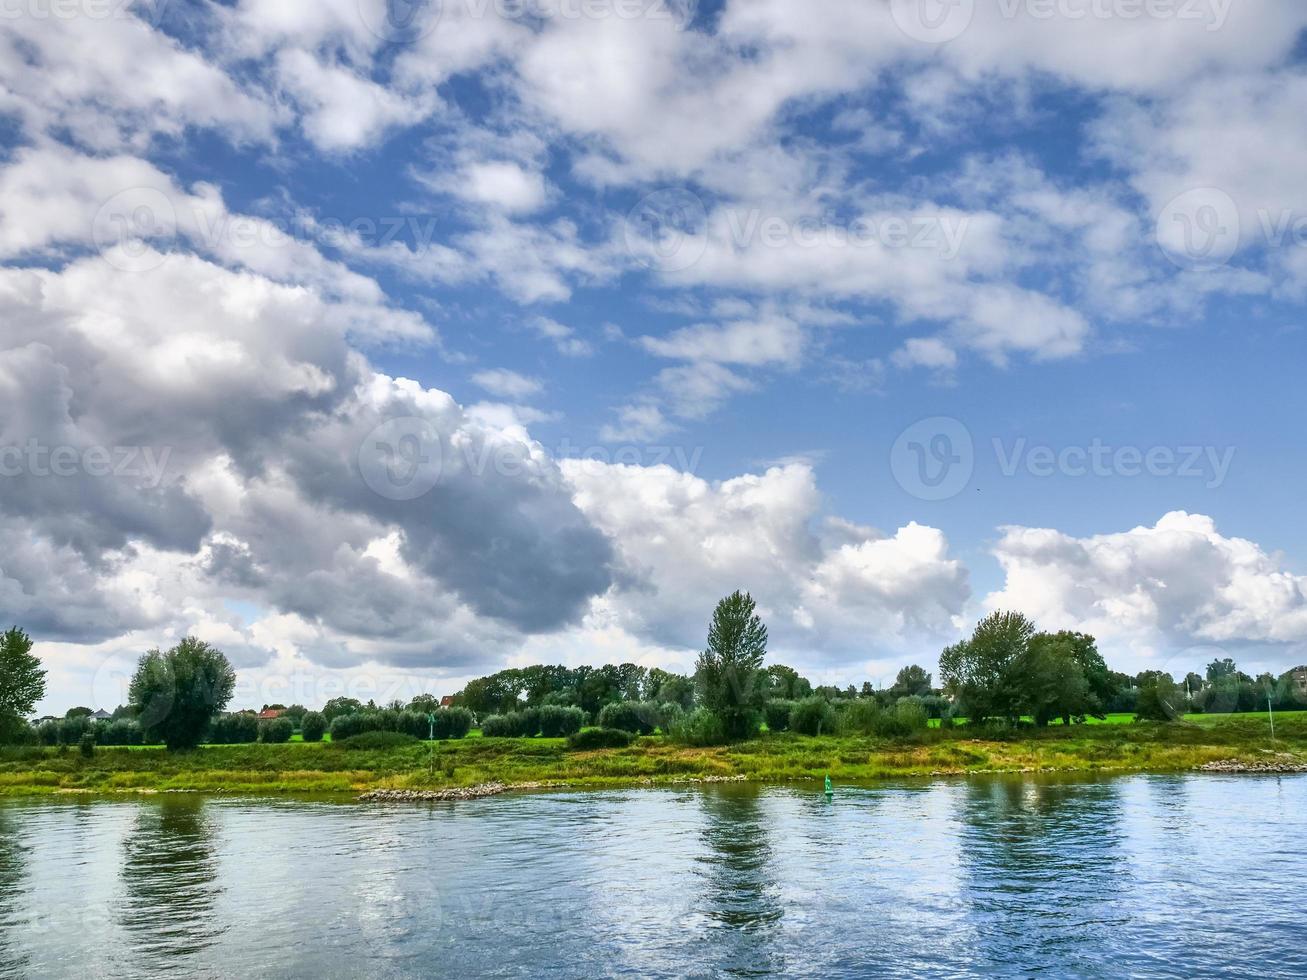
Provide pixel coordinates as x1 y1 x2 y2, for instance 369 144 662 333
824 774 833 799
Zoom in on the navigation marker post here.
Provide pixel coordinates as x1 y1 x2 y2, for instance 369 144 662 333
824 774 833 800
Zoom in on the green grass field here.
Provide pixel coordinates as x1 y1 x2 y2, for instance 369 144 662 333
2 712 1303 798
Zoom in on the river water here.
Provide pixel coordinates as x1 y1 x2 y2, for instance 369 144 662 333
1 774 1303 978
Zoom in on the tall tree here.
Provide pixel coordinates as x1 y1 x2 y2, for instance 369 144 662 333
695 591 768 740
890 664 933 699
129 637 236 750
0 627 45 743
939 612 1035 724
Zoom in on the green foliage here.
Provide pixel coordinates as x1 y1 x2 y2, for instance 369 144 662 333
667 708 727 746
1136 675 1184 722
322 697 363 722
789 696 836 736
95 719 144 746
479 714 516 737
78 732 96 758
396 710 430 740
890 664 933 699
65 706 93 719
566 727 633 750
596 700 659 735
765 664 812 701
433 707 473 740
837 698 882 735
258 716 294 743
763 699 795 732
539 705 585 738
299 711 327 742
129 637 236 750
0 627 45 742
695 591 768 740
329 711 388 740
939 611 1035 725
335 731 420 751
209 712 258 744
36 719 59 745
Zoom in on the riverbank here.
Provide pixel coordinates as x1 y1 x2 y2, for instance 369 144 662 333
2 713 1303 797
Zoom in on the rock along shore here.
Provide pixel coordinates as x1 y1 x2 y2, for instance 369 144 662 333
359 782 546 803
1195 758 1307 774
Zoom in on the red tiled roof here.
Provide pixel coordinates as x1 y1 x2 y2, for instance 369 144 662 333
257 709 284 720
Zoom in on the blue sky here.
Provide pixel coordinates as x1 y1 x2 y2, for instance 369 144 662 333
4 0 1307 711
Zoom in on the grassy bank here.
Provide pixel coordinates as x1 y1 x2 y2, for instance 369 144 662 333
2 712 1304 797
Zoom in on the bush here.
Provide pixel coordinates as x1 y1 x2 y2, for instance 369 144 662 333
890 699 929 735
596 701 658 735
259 716 294 743
515 707 541 738
432 707 473 740
36 720 59 746
96 719 143 746
566 727 633 750
397 710 430 740
838 698 881 735
790 696 837 736
300 711 327 742
78 732 96 758
329 711 390 740
539 705 585 738
335 731 420 751
479 714 515 737
209 712 259 744
763 699 795 732
57 715 90 746
667 708 727 747
658 702 685 732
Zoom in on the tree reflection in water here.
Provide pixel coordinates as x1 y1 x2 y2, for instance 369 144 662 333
694 785 784 976
118 798 226 967
0 808 32 977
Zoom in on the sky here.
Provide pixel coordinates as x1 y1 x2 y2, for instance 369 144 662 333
4 0 1307 714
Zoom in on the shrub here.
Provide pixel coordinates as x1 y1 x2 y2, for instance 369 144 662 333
515 707 541 738
299 711 326 742
57 715 90 746
209 712 259 744
539 705 584 738
566 727 633 750
596 701 658 735
329 711 389 740
96 719 143 746
258 716 294 743
397 710 430 740
432 707 473 740
36 720 59 746
790 696 836 736
838 698 881 736
336 731 420 751
763 699 795 732
667 708 726 747
891 699 929 735
479 714 515 737
657 701 685 732
78 732 96 758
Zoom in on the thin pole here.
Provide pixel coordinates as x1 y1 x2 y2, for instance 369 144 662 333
1268 695 1275 743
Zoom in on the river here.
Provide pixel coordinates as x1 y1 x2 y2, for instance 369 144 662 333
1 774 1303 978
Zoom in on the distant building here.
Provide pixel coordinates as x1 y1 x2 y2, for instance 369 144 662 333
440 695 456 708
90 709 112 721
257 708 284 721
